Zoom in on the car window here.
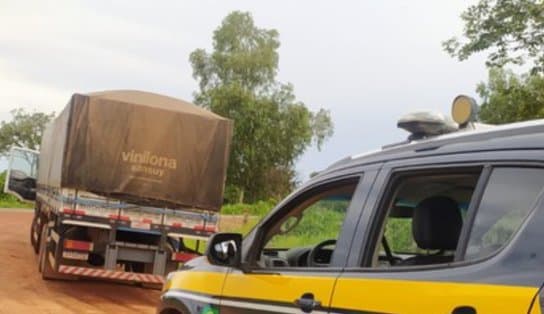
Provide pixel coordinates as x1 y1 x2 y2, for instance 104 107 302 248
266 193 352 249
9 148 38 179
464 167 544 260
258 180 358 268
368 170 481 268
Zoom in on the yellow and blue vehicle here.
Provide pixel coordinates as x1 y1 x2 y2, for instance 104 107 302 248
159 96 544 313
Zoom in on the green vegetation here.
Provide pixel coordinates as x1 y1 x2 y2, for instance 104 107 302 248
0 196 32 209
221 200 275 217
190 11 333 204
0 109 51 209
0 109 54 154
0 172 32 209
267 206 345 248
385 218 416 253
477 68 544 124
223 216 261 236
445 0 544 125
443 0 544 74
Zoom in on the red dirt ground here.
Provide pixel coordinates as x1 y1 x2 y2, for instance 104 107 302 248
0 210 160 314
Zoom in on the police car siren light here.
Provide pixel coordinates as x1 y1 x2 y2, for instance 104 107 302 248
397 111 458 140
452 95 478 127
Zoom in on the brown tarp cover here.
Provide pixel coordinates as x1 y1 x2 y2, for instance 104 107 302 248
37 90 233 211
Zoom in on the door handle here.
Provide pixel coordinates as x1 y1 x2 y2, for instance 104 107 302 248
294 293 321 313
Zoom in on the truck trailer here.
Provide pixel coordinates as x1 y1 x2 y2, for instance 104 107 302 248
4 90 232 288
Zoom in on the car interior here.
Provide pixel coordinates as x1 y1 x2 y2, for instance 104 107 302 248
257 183 356 268
373 172 481 268
256 172 481 269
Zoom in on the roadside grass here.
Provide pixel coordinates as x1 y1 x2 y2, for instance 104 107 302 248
0 195 33 209
0 171 33 209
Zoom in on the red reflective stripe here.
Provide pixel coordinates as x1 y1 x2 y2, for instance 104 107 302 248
193 225 216 232
172 222 183 228
205 226 216 232
172 252 199 262
57 265 165 283
63 208 86 215
108 214 130 221
64 240 93 251
142 218 153 224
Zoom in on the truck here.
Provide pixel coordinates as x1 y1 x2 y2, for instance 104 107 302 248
4 90 233 288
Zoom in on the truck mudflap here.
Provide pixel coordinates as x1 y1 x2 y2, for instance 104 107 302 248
58 265 165 284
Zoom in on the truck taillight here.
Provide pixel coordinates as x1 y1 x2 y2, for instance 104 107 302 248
63 208 86 215
64 239 93 251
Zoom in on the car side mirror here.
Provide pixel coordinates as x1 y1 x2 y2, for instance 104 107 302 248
205 233 242 268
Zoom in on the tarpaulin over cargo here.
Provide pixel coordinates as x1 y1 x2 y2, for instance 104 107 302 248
37 90 233 211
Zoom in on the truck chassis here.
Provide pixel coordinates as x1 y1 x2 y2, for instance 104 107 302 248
31 187 217 288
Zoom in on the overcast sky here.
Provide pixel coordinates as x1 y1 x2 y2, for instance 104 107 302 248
0 0 487 179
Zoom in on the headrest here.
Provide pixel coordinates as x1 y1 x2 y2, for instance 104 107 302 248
412 196 462 250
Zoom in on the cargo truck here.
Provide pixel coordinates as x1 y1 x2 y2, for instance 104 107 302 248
4 90 232 288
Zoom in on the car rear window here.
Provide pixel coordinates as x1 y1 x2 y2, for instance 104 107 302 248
465 167 544 260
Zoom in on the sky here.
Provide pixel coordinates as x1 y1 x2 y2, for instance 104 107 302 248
0 0 488 180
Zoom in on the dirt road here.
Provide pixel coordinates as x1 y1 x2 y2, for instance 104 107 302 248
0 210 160 314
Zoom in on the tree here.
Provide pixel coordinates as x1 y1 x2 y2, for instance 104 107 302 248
443 0 544 73
477 68 544 123
190 11 333 203
0 109 54 154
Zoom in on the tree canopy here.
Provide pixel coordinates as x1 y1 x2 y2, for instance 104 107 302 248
0 109 54 154
190 11 333 203
477 68 544 123
444 0 544 73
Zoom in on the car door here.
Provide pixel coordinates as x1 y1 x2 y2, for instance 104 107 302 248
331 154 544 314
219 170 377 314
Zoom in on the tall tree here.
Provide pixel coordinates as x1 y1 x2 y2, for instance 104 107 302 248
443 0 544 73
477 68 544 123
190 11 333 203
0 109 54 154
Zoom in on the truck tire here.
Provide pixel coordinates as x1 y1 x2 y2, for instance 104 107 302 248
38 224 76 281
30 215 40 254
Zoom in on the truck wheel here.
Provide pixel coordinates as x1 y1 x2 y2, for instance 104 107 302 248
38 224 54 278
30 215 40 254
38 224 76 281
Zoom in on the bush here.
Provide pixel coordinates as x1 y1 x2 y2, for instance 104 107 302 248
221 200 276 217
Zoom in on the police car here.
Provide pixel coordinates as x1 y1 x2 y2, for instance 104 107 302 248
159 96 544 314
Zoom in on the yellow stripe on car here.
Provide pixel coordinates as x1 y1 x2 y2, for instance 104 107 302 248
165 270 540 313
164 271 227 296
332 277 538 314
221 271 336 306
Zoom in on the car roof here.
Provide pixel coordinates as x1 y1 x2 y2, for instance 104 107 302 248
321 119 544 175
